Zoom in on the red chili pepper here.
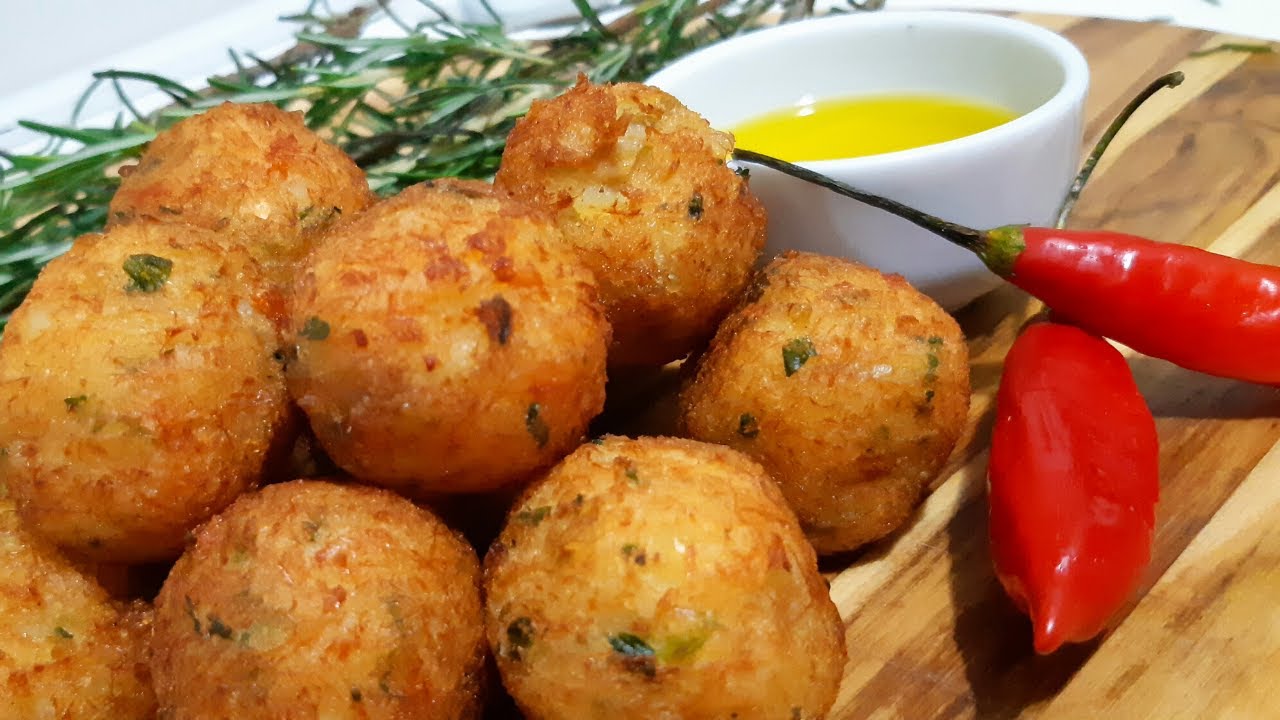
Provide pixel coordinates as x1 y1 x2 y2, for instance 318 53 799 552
988 320 1159 653
978 226 1280 384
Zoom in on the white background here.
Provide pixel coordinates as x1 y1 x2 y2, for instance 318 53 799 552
1 0 1275 152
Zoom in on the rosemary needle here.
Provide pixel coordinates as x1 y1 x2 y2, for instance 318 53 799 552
0 0 827 335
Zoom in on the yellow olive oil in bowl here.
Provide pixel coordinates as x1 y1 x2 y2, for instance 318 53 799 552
732 94 1017 162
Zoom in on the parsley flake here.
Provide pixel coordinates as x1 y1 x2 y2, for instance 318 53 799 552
609 632 657 677
782 338 817 376
609 632 654 657
207 616 234 639
738 413 760 438
64 395 87 412
516 505 551 526
299 316 330 341
687 192 704 220
525 403 550 448
507 617 535 660
123 254 173 293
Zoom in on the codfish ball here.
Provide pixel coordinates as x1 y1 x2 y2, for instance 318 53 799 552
151 480 487 720
495 79 767 368
484 436 845 720
0 223 291 563
288 179 609 495
109 102 373 284
0 494 156 719
679 252 971 554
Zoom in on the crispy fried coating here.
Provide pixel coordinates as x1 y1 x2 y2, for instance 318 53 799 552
151 480 487 720
288 179 609 495
495 79 767 368
108 102 373 285
0 494 156 719
484 436 845 720
0 223 291 563
679 252 971 554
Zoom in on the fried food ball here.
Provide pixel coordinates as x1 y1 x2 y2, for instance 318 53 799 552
0 493 156 719
109 102 373 285
484 436 845 720
679 252 971 554
0 222 291 563
494 79 767 368
288 179 609 495
151 480 487 720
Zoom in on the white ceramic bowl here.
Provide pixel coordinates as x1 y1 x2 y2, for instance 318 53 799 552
647 11 1090 310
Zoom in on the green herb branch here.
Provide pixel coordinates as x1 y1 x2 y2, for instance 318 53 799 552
0 0 842 335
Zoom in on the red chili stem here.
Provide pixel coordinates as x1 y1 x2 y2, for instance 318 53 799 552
1055 72 1184 228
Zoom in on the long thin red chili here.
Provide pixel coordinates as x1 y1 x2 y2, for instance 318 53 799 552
991 226 1280 383
988 321 1159 653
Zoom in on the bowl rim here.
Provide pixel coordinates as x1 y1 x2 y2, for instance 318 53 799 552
645 10 1091 172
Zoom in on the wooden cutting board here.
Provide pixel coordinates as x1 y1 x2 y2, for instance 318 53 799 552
823 13 1280 720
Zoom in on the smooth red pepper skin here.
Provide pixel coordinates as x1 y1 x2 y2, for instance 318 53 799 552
1008 227 1280 385
988 321 1159 654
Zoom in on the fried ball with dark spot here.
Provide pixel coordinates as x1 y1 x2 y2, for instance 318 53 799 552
151 480 487 720
0 222 291 563
109 102 373 285
0 492 156 719
495 78 767 368
484 436 845 720
679 252 971 554
288 179 609 495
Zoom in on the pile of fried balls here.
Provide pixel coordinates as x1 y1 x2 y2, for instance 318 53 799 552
0 79 969 719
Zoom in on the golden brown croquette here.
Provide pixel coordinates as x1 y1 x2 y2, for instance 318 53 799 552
287 179 609 496
679 252 971 554
495 79 767 368
484 436 845 719
0 493 156 719
0 222 291 563
151 480 487 720
109 102 373 286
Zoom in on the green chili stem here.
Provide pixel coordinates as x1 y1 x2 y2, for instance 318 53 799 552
1054 71 1184 229
733 70 1188 251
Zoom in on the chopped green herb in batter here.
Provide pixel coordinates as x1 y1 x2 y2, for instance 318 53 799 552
507 617 535 660
299 316 330 341
516 506 551 526
525 403 550 448
123 253 173 293
782 338 817 376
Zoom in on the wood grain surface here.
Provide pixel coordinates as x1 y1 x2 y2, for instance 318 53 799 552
821 14 1280 720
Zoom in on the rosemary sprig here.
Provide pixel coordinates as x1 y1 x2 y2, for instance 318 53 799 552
0 0 830 335
1188 42 1274 58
